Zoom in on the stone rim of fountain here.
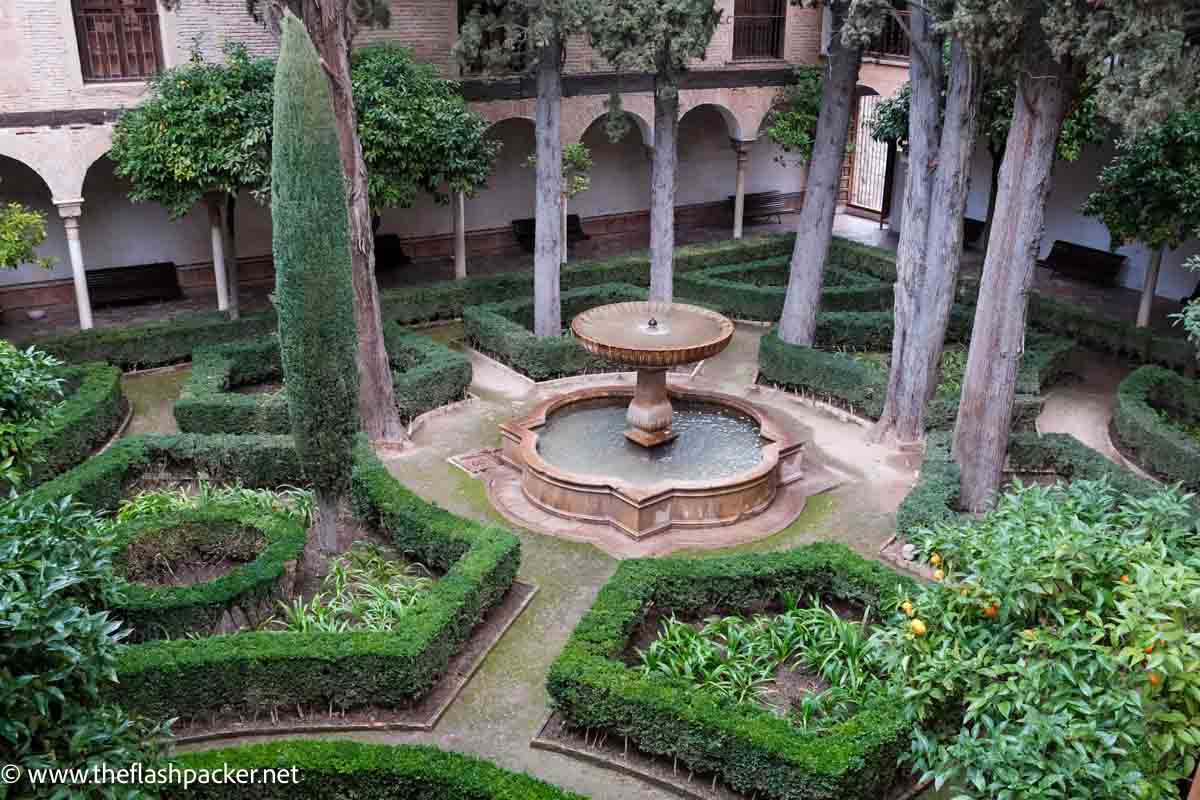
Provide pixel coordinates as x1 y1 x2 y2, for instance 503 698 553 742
570 301 735 366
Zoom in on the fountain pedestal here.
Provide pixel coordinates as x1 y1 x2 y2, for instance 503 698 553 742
625 369 676 447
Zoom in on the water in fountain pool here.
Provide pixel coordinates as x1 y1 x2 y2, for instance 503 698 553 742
536 400 765 483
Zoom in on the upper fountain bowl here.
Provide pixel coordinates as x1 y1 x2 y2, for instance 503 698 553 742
571 301 735 369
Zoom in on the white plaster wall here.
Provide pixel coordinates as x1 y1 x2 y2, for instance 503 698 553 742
572 119 651 219
963 141 1200 301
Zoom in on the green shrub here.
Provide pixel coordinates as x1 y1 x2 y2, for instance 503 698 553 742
25 361 124 486
895 432 961 536
0 497 170 799
105 442 519 721
885 480 1200 799
463 283 647 380
0 340 65 487
176 327 469 435
109 503 308 642
1113 365 1200 490
547 543 913 800
171 741 584 800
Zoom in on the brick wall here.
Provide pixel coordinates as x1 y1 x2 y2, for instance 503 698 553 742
356 0 458 75
174 0 278 63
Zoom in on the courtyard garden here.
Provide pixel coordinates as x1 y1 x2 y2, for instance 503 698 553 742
5 3 1200 800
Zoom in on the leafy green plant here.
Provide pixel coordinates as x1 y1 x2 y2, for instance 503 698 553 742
116 481 313 526
0 340 65 487
766 65 823 165
882 479 1200 799
0 497 170 799
640 598 887 731
1174 254 1200 361
275 541 432 633
0 202 52 270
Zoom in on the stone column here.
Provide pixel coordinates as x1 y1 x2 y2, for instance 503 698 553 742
451 191 467 280
731 139 753 240
206 194 230 311
55 201 93 331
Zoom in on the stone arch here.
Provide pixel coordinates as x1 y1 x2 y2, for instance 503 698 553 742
0 150 54 200
563 94 654 146
679 102 741 141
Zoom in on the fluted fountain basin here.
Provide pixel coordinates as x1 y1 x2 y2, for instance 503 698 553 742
499 385 804 540
571 302 736 447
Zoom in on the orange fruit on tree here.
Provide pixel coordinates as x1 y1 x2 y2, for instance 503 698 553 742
983 604 999 619
1120 574 1131 584
910 619 927 636
930 553 942 567
1148 671 1162 687
1022 629 1036 639
1144 643 1155 654
933 569 945 582
901 601 915 617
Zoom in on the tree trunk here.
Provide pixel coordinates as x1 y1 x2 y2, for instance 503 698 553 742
873 31 982 444
306 490 340 577
1136 246 1164 328
953 48 1077 512
533 33 564 337
777 6 861 345
298 0 404 444
981 145 1002 258
561 194 569 266
224 194 240 320
649 84 679 302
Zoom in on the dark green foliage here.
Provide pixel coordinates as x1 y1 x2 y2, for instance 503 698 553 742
382 322 473 422
0 498 170 799
758 320 1073 431
171 741 584 800
25 362 125 486
271 16 360 496
546 543 913 800
110 505 307 642
765 65 823 163
23 434 304 513
109 443 520 720
0 341 64 487
895 432 961 537
464 284 647 380
1113 366 1200 490
175 329 470 434
0 202 52 270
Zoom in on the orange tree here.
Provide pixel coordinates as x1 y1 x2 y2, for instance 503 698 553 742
877 479 1200 799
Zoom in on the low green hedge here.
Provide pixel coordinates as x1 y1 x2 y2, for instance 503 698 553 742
104 441 520 721
1113 366 1200 490
31 236 796 370
896 431 1163 539
110 504 308 643
25 362 124 486
171 741 584 800
546 543 912 800
23 433 303 512
175 327 471 434
757 318 1072 431
463 283 647 380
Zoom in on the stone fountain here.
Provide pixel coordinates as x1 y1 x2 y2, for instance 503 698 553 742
497 301 806 540
570 301 735 446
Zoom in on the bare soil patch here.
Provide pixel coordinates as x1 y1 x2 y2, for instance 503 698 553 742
120 522 265 588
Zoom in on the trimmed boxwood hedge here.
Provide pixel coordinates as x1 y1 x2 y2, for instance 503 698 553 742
1113 365 1200 490
896 431 1165 539
175 325 471 434
546 543 913 800
171 741 585 800
66 439 521 721
463 283 647 380
31 236 796 371
110 504 308 642
757 316 1073 431
25 361 124 486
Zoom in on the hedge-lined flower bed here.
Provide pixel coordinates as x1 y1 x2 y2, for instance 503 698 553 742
109 504 308 642
546 543 913 800
28 434 521 721
34 236 796 370
1113 365 1200 490
895 431 1166 538
171 741 584 800
174 324 470 435
463 283 647 380
757 314 1073 431
25 361 125 486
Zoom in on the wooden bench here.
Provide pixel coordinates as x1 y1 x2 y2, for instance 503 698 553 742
511 215 591 254
730 190 789 225
86 262 181 307
963 217 986 248
1038 240 1126 287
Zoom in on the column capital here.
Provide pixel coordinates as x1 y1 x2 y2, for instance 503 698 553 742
54 199 84 219
730 138 755 158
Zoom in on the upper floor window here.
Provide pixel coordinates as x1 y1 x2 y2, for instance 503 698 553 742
867 3 910 60
732 0 785 61
72 0 164 82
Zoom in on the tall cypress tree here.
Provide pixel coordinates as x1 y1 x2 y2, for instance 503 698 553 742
271 13 360 562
